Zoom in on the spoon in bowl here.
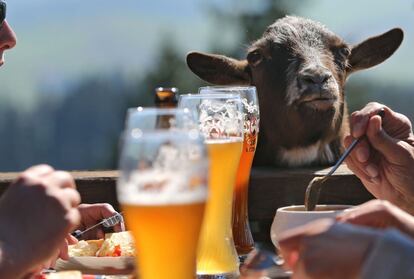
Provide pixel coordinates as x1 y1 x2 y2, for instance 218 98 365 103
305 108 385 211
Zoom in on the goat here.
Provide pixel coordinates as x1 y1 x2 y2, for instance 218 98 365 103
186 16 403 167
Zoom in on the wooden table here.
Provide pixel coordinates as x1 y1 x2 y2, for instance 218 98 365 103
0 165 373 246
0 165 374 279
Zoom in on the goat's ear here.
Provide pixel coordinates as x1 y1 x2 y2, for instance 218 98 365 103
347 28 403 74
186 52 250 85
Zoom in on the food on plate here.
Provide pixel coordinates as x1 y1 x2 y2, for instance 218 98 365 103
97 231 135 257
68 231 135 257
68 239 104 257
42 271 82 278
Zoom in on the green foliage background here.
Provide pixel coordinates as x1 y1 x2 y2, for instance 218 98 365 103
0 1 412 171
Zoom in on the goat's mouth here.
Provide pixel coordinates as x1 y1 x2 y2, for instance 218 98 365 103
299 97 336 110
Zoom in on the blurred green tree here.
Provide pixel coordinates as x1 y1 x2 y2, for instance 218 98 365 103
206 0 293 57
0 0 305 171
131 0 302 106
128 36 208 107
2 0 411 172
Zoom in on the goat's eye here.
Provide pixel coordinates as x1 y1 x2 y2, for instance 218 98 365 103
338 47 351 58
247 51 263 67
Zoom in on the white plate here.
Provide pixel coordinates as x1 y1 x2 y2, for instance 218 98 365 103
55 257 135 275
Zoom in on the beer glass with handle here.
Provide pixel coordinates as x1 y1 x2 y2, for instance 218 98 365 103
117 110 208 279
199 86 260 259
179 93 244 278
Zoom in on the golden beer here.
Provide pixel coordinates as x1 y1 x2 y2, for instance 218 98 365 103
118 130 208 279
232 132 258 255
197 139 243 275
198 86 260 259
123 202 205 279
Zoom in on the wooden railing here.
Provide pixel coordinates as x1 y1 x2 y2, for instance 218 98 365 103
0 165 373 245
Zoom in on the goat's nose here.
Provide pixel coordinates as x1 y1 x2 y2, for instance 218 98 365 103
298 67 332 86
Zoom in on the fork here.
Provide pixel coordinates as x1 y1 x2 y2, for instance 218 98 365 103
71 212 124 239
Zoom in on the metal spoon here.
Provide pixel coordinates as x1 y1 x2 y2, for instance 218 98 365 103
304 109 385 211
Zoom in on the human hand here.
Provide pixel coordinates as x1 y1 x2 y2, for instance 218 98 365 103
337 199 414 240
54 203 124 263
0 165 81 278
22 234 79 278
75 203 124 240
239 249 270 279
345 102 414 214
278 219 380 279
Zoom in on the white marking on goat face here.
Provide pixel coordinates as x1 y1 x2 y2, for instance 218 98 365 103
280 140 335 167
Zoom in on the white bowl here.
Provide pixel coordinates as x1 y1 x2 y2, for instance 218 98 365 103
270 204 353 248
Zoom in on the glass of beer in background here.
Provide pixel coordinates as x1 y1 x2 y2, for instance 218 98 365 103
179 93 244 278
199 86 260 259
117 129 208 279
124 107 194 131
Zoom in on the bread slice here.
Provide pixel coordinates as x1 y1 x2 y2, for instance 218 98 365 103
68 239 104 257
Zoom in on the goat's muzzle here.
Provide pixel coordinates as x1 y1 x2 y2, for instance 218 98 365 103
298 66 333 90
296 66 339 110
300 97 336 110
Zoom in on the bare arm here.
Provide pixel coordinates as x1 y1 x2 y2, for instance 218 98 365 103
0 165 80 278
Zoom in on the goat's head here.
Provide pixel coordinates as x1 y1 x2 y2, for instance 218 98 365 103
187 16 403 166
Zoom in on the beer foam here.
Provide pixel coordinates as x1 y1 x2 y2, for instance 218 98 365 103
241 97 259 115
198 99 244 139
204 137 243 145
118 169 208 205
118 130 208 205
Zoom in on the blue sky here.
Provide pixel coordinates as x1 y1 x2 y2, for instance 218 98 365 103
1 0 413 108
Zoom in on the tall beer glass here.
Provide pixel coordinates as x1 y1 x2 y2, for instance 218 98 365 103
199 86 260 258
118 116 208 279
179 94 244 278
